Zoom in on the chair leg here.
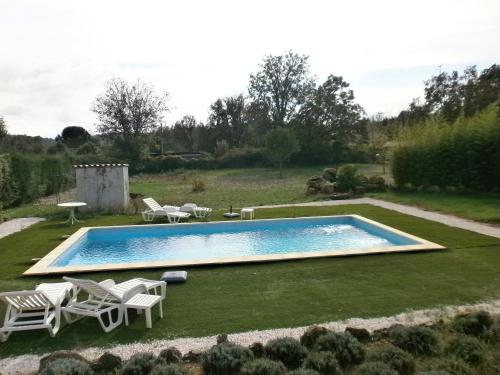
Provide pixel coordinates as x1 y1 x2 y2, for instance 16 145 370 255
49 309 61 337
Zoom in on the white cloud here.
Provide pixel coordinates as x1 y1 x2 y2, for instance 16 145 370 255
0 0 499 137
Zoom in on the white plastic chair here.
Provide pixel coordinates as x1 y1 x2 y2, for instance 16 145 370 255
180 203 213 219
0 282 73 341
142 198 190 223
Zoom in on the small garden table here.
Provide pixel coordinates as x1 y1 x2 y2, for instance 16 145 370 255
124 293 163 328
241 208 255 220
57 202 87 225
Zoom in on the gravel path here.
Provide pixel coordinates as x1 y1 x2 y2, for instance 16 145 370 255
2 299 500 374
251 197 500 239
0 217 46 240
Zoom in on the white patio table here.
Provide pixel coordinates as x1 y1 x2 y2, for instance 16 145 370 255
57 202 87 225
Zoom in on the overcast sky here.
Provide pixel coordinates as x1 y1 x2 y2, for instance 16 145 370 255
1 0 499 138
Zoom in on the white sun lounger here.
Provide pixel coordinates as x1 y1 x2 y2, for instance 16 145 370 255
0 282 74 341
142 198 190 223
180 203 213 219
62 276 166 333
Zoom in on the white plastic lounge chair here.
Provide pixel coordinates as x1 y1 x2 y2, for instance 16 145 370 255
0 282 73 341
142 198 190 223
180 203 213 219
62 277 166 333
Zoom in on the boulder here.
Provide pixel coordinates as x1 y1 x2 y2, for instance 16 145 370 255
322 168 337 182
306 176 326 190
39 351 90 372
345 327 371 343
159 347 183 364
216 333 229 345
320 183 335 195
92 352 122 374
306 187 319 196
329 193 351 200
182 350 202 363
300 325 330 349
249 342 265 358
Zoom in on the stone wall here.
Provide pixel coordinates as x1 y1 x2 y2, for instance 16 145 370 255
75 164 129 212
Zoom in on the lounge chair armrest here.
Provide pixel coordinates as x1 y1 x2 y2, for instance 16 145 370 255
99 279 115 288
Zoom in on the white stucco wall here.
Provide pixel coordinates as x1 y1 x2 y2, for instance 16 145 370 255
75 165 129 212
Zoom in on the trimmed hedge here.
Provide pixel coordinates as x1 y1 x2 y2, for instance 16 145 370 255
391 105 500 191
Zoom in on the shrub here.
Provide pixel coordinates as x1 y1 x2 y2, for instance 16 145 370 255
452 310 493 336
422 358 474 375
91 352 122 374
159 347 182 364
214 140 230 157
335 164 361 192
192 177 207 192
354 361 398 375
202 342 254 375
217 147 269 168
122 353 160 375
150 363 188 375
39 358 94 375
240 358 287 375
368 346 415 375
265 337 308 370
390 326 439 356
445 335 486 366
302 351 340 375
314 332 365 368
249 342 266 358
285 370 320 375
300 326 330 349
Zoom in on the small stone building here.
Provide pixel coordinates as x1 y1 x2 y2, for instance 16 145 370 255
74 164 129 212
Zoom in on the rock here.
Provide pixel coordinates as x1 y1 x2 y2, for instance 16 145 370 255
306 176 326 190
305 187 319 196
216 333 229 345
300 325 330 349
329 193 351 200
91 352 122 374
320 183 335 195
249 342 265 358
182 350 202 363
322 168 337 182
39 351 90 372
159 347 183 364
368 175 385 186
345 327 371 343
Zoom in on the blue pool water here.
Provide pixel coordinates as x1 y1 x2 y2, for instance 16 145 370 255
52 216 420 267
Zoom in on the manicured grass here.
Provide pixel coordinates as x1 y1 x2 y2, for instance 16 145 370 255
0 205 500 358
370 191 500 224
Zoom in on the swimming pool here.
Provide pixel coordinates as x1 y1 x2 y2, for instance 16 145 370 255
24 215 444 275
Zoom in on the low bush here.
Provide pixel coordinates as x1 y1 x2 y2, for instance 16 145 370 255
335 164 361 192
91 352 122 374
192 177 207 192
452 310 493 336
122 353 161 375
159 347 182 364
302 351 340 375
300 326 330 349
445 335 486 366
39 358 94 375
150 363 188 375
240 358 287 375
354 361 398 375
202 342 254 375
265 337 308 370
285 369 320 375
314 332 365 368
390 326 439 356
422 358 474 375
249 342 265 358
368 346 415 375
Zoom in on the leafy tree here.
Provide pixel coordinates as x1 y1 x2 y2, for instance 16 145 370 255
294 75 365 162
208 95 249 149
265 128 299 177
249 51 314 128
92 78 169 161
0 117 7 139
57 126 91 148
172 115 200 152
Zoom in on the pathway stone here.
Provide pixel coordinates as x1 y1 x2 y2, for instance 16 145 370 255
250 197 500 239
0 217 46 240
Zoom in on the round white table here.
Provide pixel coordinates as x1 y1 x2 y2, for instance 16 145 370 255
57 202 87 225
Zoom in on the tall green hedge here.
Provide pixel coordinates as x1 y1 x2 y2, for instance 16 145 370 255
391 105 500 191
0 154 74 209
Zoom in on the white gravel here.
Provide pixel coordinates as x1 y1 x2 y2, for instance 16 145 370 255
2 299 500 374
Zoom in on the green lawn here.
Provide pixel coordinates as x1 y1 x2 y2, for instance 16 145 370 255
1 205 500 358
370 191 500 224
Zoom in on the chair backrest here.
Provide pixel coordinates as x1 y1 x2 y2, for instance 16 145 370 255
63 276 121 301
0 290 52 310
143 198 163 212
182 203 197 209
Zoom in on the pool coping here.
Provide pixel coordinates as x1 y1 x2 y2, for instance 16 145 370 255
23 214 445 275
